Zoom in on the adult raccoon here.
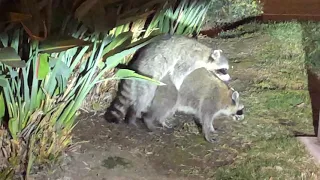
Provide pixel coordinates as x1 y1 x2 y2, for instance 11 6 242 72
105 34 231 125
143 68 244 143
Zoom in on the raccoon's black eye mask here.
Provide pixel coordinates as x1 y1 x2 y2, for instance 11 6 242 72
236 108 244 115
216 68 228 75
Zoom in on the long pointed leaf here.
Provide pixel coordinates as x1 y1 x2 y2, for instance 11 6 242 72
0 47 25 68
39 35 92 53
115 69 165 85
105 35 164 69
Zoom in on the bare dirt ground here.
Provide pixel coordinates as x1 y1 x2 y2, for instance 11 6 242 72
32 24 320 180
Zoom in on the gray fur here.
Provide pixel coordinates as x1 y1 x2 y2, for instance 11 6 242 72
143 68 244 143
105 34 230 124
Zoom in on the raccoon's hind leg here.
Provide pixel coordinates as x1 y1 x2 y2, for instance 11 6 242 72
143 76 178 130
126 82 158 126
125 105 142 127
104 80 132 124
143 105 176 131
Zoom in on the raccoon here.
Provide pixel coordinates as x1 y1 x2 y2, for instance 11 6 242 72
105 34 231 125
143 67 244 143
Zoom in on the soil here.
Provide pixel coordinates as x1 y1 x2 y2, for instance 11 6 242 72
31 33 268 180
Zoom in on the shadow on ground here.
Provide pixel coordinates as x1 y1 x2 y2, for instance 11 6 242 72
302 22 320 137
307 68 320 136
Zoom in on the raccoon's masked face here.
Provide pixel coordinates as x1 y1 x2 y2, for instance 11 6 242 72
208 49 231 83
232 104 244 121
230 91 245 121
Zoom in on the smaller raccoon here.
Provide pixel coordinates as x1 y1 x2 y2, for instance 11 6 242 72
143 68 244 143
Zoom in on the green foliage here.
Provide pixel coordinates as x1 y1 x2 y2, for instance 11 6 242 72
203 0 263 28
114 69 166 85
0 0 172 178
302 22 320 71
0 0 212 178
145 0 211 36
262 22 304 59
0 47 26 68
0 26 164 178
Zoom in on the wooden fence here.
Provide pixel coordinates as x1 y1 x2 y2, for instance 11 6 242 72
260 0 320 21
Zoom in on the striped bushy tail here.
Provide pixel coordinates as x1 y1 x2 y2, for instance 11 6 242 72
104 79 133 123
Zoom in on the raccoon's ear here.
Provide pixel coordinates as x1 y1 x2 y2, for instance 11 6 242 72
211 49 223 60
231 91 240 104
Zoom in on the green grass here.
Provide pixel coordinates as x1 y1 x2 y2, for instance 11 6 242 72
210 21 320 179
301 22 320 73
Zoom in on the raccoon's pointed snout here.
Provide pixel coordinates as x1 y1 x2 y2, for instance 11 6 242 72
214 70 231 83
232 114 244 121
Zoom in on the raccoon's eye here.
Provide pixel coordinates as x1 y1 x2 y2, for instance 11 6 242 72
216 68 228 75
236 109 243 115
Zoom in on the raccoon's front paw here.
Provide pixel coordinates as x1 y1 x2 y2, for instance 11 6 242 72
144 120 159 132
204 131 220 143
128 120 139 128
161 121 173 129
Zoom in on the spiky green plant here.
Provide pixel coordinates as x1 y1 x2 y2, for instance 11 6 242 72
0 0 214 178
145 0 211 37
0 27 165 179
0 0 170 178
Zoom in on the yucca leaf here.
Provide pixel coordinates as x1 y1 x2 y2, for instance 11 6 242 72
38 54 50 80
173 1 185 19
39 35 92 53
102 31 133 56
30 43 40 112
117 10 155 27
0 47 25 68
22 68 30 108
11 29 20 52
144 10 161 37
0 76 8 87
0 32 9 46
163 16 171 33
70 46 90 71
49 102 68 125
105 35 163 69
55 61 71 79
57 100 75 126
65 113 77 130
158 13 165 32
8 117 19 139
115 69 165 85
0 92 5 120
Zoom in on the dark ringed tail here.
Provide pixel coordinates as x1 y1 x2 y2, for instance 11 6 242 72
104 79 132 123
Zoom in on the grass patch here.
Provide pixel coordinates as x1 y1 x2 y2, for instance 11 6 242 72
261 21 304 59
214 137 318 180
213 89 316 179
243 21 307 90
302 22 320 74
210 21 320 179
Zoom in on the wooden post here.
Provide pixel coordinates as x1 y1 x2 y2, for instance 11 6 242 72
318 110 320 140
